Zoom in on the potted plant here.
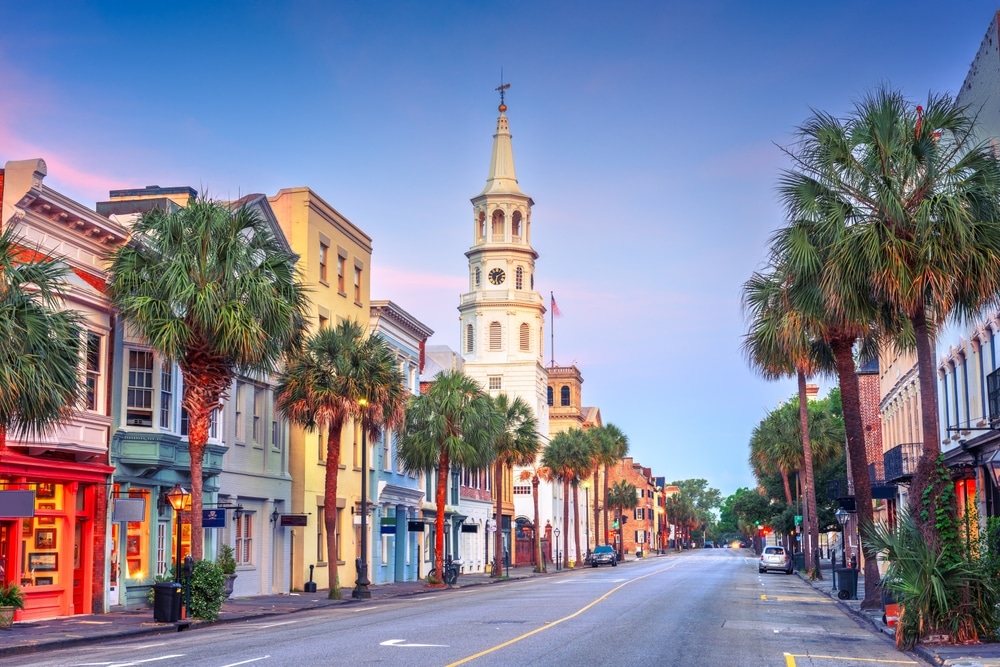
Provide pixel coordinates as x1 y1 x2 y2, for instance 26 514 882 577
217 544 237 598
0 582 26 629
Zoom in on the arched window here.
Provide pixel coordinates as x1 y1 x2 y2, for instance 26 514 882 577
560 386 570 406
492 210 505 241
465 324 474 354
547 386 553 406
489 322 502 351
515 266 524 289
512 211 522 238
519 323 530 351
475 267 481 287
478 211 486 241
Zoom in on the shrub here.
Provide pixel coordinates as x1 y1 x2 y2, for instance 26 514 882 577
217 544 237 576
187 559 226 621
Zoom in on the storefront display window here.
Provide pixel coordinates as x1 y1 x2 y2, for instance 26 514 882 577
20 484 63 588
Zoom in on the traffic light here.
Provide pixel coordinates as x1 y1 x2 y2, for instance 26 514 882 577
613 519 619 529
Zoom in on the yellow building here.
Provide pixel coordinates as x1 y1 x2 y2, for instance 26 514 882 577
268 187 372 591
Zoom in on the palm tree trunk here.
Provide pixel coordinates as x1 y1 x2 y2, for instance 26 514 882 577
562 479 570 566
592 469 600 551
325 427 342 599
780 470 793 505
493 461 503 576
831 336 880 609
188 409 209 562
909 308 951 550
532 473 544 572
435 452 450 583
797 369 820 578
572 482 581 567
602 463 610 547
0 424 6 449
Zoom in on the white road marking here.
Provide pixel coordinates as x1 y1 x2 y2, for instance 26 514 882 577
101 656 186 667
219 657 271 667
381 639 448 647
244 620 298 629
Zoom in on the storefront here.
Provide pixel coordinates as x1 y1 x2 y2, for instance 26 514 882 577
0 451 113 621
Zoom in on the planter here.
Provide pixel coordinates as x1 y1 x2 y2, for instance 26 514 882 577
0 606 15 630
224 573 237 599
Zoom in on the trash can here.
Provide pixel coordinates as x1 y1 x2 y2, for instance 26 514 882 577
835 568 857 600
793 552 805 572
153 581 182 622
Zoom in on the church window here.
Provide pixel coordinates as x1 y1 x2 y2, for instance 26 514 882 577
491 210 505 241
512 211 522 239
560 386 570 406
515 267 523 289
519 323 530 351
475 267 481 287
465 324 475 354
547 386 553 406
489 322 502 351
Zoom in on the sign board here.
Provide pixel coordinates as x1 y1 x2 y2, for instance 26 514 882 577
380 525 397 534
461 524 478 533
112 497 146 523
794 515 802 526
407 520 424 532
0 490 35 518
202 509 226 528
280 514 308 527
380 517 395 525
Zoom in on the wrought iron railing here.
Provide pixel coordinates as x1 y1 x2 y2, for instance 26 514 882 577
884 443 921 483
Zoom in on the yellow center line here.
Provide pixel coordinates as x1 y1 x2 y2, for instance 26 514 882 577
444 563 678 666
785 654 917 665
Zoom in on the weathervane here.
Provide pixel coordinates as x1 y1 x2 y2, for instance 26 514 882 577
496 70 510 112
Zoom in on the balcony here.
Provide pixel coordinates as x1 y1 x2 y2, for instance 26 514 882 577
884 443 921 483
868 462 897 500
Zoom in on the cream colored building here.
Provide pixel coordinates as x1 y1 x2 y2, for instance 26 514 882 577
268 187 372 591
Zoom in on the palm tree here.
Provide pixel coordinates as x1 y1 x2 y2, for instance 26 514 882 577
748 403 801 505
397 370 500 583
106 198 308 560
489 394 539 576
607 479 638 559
742 268 825 575
543 429 590 567
518 459 553 572
275 320 406 599
780 86 1000 550
0 226 84 449
592 423 628 547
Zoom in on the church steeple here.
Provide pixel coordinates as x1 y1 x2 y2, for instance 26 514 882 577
478 91 525 197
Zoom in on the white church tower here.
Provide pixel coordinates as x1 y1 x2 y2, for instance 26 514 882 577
459 88 549 430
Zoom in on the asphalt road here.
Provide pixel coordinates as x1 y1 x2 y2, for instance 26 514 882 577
7 549 925 667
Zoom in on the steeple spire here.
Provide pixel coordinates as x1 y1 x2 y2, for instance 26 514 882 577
479 80 524 197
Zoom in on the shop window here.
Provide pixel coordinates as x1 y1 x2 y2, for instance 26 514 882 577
126 350 154 427
126 488 150 580
236 514 254 565
20 484 64 587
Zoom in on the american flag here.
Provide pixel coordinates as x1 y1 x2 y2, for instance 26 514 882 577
550 293 562 317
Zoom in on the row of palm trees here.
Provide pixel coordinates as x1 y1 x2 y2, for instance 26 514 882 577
741 84 1000 613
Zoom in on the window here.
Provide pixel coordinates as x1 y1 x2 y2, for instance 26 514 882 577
337 255 346 293
318 428 327 462
252 386 265 445
635 507 644 520
156 522 167 576
489 322 502 351
319 314 328 330
317 506 326 563
560 386 570 406
85 332 101 411
181 407 219 438
475 267 481 287
383 432 392 472
516 266 524 289
465 324 475 353
236 514 253 565
514 485 531 495
478 211 486 241
126 350 154 427
272 419 282 452
491 210 505 240
519 323 530 351
336 508 344 562
488 375 502 390
159 363 173 429
354 265 362 303
512 211 522 238
234 382 246 442
319 242 329 283
547 386 553 406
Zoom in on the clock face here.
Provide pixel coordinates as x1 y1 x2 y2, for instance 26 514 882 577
488 268 506 285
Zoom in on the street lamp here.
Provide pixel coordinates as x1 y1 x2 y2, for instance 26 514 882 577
554 527 561 571
835 507 849 569
165 485 190 583
353 398 371 599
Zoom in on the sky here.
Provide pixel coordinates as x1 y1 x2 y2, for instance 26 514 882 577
2 1 998 498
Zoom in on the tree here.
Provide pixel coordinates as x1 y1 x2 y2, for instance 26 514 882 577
592 423 628 546
518 459 553 572
106 199 307 560
780 86 1000 552
0 226 84 449
607 479 638 558
275 320 406 599
489 394 539 576
542 429 591 567
396 370 500 583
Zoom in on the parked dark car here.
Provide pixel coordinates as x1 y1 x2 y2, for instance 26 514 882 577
591 544 617 567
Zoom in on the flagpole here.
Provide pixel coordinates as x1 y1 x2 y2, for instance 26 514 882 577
550 291 555 367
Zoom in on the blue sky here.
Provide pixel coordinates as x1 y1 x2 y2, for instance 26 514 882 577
2 1 998 497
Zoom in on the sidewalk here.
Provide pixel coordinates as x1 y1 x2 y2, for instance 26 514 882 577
0 564 563 658
802 560 1000 667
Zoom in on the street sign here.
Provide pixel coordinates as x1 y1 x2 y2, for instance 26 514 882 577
794 515 802 526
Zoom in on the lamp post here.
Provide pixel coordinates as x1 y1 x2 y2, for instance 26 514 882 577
166 485 190 583
353 399 371 599
554 527 561 571
835 507 848 569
